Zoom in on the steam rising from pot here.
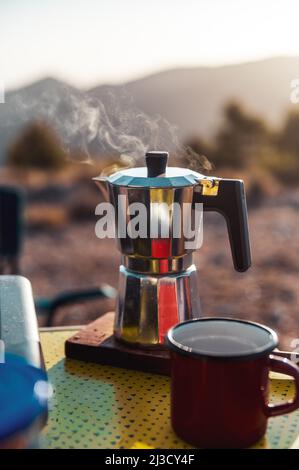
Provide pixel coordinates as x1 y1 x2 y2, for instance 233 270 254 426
7 81 211 170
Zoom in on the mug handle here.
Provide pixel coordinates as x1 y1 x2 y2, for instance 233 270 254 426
266 355 299 417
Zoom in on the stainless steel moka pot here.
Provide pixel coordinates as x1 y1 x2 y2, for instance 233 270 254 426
94 151 251 348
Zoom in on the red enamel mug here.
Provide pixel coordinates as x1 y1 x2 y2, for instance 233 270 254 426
166 318 299 448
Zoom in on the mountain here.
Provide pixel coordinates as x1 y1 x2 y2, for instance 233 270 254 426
0 57 298 163
90 56 299 138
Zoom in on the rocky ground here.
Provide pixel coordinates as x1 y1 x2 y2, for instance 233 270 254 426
20 188 299 350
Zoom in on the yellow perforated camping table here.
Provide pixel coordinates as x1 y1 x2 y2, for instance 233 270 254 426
40 328 299 449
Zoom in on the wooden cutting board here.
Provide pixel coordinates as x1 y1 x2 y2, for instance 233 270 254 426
65 312 171 375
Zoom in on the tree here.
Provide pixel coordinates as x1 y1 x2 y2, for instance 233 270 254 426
276 111 299 158
212 102 270 168
8 121 66 169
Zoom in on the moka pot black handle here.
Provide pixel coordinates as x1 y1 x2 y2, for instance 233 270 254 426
194 179 251 272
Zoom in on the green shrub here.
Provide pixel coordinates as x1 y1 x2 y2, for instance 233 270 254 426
8 121 66 169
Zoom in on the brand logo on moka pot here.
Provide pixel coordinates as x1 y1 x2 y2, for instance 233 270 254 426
93 151 251 348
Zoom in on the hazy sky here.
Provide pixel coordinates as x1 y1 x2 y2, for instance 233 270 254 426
1 0 299 90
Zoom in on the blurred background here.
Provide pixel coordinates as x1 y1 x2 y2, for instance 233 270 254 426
1 0 299 347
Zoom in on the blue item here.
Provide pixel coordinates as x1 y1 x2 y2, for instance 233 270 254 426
0 354 48 442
